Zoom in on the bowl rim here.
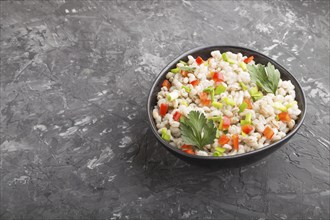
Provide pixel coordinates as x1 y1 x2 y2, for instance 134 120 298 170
147 45 306 160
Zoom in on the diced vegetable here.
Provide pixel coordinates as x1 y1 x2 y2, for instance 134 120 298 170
182 85 191 93
244 56 254 64
215 84 226 95
201 99 211 106
181 144 193 151
213 72 224 82
216 129 220 138
263 126 274 139
203 87 214 102
240 113 252 126
239 82 248 91
179 66 196 72
228 59 236 64
232 134 239 150
162 79 171 90
203 86 214 93
241 124 254 134
180 70 188 77
215 148 226 156
196 56 204 65
199 92 211 106
223 97 236 106
210 89 215 102
173 111 182 121
159 103 168 116
239 62 247 71
199 92 208 101
181 100 188 106
190 80 200 86
249 87 263 101
209 115 222 121
275 115 280 121
278 112 291 122
212 101 223 108
273 102 287 112
222 52 229 62
219 116 231 130
222 52 236 64
213 146 226 156
170 67 180 73
179 60 188 65
213 151 221 156
239 102 248 113
243 98 253 109
218 134 230 146
161 128 171 142
215 147 226 153
245 113 252 123
167 91 179 101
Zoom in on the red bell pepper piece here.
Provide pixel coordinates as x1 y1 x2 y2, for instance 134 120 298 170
212 72 224 82
244 56 254 64
196 56 204 65
222 116 231 130
159 103 168 117
190 80 200 86
173 111 181 121
241 124 254 134
181 144 195 154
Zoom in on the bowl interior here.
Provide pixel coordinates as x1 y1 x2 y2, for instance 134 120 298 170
147 45 306 160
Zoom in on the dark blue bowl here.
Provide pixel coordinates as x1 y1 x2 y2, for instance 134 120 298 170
147 46 306 167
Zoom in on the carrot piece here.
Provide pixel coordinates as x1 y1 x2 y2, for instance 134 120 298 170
263 126 274 139
278 112 291 122
199 92 208 100
162 79 171 90
218 135 230 146
180 70 188 77
243 98 253 109
232 134 239 150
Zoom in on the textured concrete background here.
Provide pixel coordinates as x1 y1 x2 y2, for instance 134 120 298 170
0 0 329 219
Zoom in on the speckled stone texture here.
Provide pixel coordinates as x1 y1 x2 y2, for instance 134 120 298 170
0 0 329 219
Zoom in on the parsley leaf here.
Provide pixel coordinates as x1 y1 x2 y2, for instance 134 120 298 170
180 111 216 150
247 62 280 94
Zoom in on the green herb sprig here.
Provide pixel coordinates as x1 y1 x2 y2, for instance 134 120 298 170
180 111 217 150
247 62 280 95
